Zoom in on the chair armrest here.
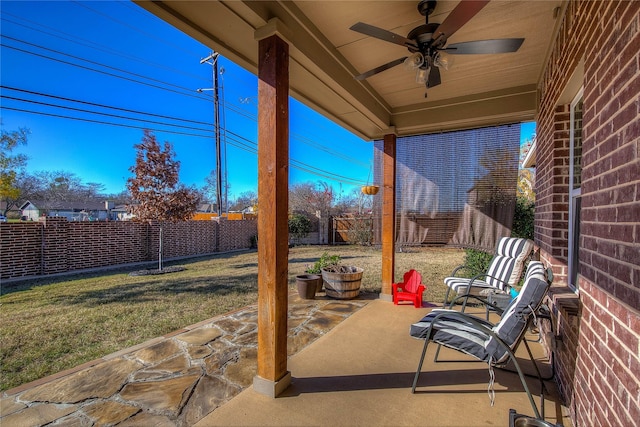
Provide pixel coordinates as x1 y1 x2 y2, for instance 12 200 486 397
451 293 506 316
424 310 494 338
451 264 479 277
430 308 496 327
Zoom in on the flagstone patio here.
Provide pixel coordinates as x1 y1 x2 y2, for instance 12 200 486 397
0 291 370 427
1 290 570 426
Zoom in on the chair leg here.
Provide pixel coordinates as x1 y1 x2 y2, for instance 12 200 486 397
503 346 542 419
460 286 471 312
433 343 442 362
523 339 548 419
443 286 451 307
412 337 431 393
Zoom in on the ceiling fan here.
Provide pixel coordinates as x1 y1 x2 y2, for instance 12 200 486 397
350 0 524 95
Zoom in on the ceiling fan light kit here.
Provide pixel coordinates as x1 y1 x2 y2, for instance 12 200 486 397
350 0 525 96
403 52 424 70
433 52 451 70
415 67 429 84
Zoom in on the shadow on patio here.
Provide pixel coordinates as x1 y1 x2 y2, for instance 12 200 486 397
1 292 570 426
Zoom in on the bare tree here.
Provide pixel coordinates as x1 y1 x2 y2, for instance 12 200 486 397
0 124 29 215
201 169 229 213
229 190 257 211
126 130 201 271
36 171 87 205
289 181 334 216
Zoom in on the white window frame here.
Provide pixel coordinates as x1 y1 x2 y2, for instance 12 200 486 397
568 87 583 290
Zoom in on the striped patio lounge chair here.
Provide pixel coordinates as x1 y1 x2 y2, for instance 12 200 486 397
410 261 551 419
443 237 533 311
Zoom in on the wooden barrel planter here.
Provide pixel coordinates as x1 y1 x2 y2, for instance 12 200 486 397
321 266 364 299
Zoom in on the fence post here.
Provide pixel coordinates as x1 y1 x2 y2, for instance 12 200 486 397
40 217 70 275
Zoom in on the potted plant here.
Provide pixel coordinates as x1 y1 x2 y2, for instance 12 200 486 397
296 252 340 299
320 256 364 300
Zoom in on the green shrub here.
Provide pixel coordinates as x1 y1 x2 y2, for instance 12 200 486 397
462 248 493 276
512 196 535 239
288 213 312 244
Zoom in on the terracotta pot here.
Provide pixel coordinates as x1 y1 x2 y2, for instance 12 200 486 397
296 274 321 299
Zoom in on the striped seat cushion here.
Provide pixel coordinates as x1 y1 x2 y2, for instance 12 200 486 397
410 309 495 361
445 237 533 295
412 261 549 364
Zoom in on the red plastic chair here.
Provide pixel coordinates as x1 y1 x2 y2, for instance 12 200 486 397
392 269 426 308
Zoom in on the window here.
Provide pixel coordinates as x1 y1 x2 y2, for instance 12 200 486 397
568 88 583 289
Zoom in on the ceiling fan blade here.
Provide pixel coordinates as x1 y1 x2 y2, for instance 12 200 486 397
355 57 408 80
433 0 490 41
427 66 441 88
350 22 418 49
445 38 525 54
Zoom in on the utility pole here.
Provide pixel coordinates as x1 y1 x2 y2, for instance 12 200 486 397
198 51 223 216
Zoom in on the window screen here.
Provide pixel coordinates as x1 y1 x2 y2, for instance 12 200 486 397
373 124 520 250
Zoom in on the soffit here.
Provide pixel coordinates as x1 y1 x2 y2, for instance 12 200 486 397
135 1 562 140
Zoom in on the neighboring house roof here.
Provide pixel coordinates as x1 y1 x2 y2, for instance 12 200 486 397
197 203 216 213
19 200 115 211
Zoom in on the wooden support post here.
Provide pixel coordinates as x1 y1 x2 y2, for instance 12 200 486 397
254 30 291 397
380 133 396 300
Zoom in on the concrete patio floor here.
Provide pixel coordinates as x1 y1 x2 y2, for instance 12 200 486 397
196 299 571 427
1 291 571 426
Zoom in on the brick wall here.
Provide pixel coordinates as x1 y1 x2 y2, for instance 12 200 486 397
575 278 640 426
536 1 639 425
217 217 258 252
535 105 571 279
0 217 257 280
0 222 43 278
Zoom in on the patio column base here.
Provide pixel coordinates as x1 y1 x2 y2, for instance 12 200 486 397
378 293 393 302
253 371 291 398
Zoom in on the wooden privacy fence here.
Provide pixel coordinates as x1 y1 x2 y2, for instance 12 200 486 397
331 213 481 247
330 215 375 245
0 216 257 280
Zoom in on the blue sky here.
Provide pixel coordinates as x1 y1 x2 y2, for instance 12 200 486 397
1 1 535 200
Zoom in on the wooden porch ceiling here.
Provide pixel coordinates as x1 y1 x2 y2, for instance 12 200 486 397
134 0 563 140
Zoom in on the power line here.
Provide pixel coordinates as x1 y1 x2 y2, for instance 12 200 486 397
1 9 369 187
0 95 213 134
1 36 204 98
2 37 369 170
0 14 209 83
70 0 201 57
0 104 367 186
4 85 368 181
0 105 211 139
1 86 211 127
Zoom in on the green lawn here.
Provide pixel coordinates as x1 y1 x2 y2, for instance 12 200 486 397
0 245 463 391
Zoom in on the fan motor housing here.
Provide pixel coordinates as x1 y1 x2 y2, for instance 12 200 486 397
407 23 439 46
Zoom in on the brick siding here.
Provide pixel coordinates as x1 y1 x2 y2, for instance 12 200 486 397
536 1 639 426
0 217 257 280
